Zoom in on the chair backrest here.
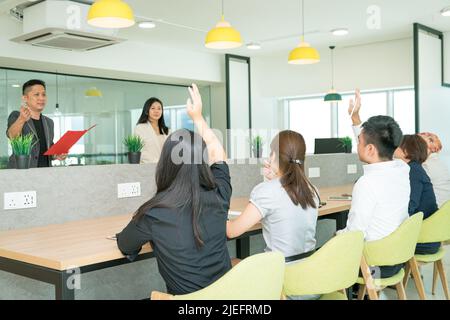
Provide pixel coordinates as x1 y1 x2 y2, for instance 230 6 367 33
363 213 423 266
172 252 285 300
418 201 450 243
283 231 364 296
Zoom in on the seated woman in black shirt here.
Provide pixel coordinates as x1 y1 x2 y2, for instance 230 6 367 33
394 134 440 255
116 84 232 295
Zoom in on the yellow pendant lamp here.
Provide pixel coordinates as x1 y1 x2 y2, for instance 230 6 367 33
85 87 103 97
88 0 135 29
205 0 242 49
288 0 320 64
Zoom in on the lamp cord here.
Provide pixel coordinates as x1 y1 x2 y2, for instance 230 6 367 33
301 0 305 42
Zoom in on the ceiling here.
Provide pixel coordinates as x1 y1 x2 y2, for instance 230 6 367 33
114 0 450 56
1 0 450 57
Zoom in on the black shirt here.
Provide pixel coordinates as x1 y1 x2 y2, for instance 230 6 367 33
117 162 232 295
32 117 50 167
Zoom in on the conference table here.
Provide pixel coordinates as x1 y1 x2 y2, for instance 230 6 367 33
0 184 353 300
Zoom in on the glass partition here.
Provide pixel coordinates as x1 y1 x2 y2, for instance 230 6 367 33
0 68 211 168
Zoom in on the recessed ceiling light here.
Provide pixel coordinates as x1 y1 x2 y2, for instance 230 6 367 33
12 84 20 88
246 42 261 50
331 28 349 36
138 21 156 29
441 7 450 17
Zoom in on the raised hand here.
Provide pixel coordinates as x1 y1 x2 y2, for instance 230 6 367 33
348 89 362 125
186 83 203 121
19 105 31 123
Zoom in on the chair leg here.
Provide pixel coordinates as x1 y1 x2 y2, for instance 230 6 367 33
409 258 426 300
357 285 366 300
432 262 438 295
403 262 411 288
360 256 379 300
395 282 407 300
436 259 450 300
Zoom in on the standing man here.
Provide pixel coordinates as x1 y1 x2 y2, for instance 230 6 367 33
6 79 65 169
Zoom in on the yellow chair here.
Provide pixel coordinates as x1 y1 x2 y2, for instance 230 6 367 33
404 201 450 300
282 231 364 300
151 251 285 300
357 213 425 300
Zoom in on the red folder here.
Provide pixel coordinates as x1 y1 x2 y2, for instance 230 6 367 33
44 125 96 156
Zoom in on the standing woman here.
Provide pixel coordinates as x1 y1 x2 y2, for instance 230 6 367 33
135 97 170 163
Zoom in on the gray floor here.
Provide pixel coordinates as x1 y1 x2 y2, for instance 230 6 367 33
380 245 450 300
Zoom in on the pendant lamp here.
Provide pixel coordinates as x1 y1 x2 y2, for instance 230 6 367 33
88 0 135 29
205 0 242 49
324 46 342 102
288 0 320 64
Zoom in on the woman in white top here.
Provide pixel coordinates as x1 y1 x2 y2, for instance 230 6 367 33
227 130 319 259
418 132 450 207
134 97 170 164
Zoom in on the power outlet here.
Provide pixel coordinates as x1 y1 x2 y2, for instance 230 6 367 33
347 164 358 174
308 167 321 178
4 191 37 210
118 182 141 199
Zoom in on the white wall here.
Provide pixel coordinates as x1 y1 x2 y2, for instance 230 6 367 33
445 31 450 85
250 38 414 131
418 31 450 170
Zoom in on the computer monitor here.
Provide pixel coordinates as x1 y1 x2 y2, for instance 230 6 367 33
314 138 346 154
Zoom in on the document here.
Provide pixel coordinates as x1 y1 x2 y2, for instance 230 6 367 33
44 125 96 156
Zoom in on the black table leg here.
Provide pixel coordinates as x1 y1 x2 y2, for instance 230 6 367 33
55 270 75 300
236 237 250 259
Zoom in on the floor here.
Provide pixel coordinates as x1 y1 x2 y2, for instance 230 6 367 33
379 245 450 300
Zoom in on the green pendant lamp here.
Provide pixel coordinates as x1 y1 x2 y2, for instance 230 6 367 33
324 46 342 102
288 0 320 64
205 0 242 49
88 0 135 29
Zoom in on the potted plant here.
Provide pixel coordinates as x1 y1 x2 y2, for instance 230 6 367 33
123 135 144 164
339 136 353 153
251 135 264 158
9 133 35 169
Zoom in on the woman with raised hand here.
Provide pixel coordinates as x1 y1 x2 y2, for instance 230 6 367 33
117 84 232 295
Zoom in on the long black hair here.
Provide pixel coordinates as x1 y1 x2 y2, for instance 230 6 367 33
137 97 169 135
133 129 216 248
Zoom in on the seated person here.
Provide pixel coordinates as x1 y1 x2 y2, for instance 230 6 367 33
395 135 440 255
341 90 410 279
227 130 318 260
116 84 232 295
418 132 450 208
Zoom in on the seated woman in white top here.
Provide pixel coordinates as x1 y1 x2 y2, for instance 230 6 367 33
134 97 170 163
227 130 319 260
418 132 450 208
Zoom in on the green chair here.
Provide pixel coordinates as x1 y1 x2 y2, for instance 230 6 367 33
404 201 450 300
282 231 364 300
357 213 425 300
151 251 285 300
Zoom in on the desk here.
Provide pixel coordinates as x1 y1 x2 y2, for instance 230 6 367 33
0 184 352 300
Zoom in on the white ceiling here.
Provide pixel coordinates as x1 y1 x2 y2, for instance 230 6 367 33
115 0 450 56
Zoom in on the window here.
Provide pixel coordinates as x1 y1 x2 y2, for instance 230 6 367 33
287 88 414 154
288 98 332 153
393 90 415 134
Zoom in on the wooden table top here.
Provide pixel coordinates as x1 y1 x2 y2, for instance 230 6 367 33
0 184 353 271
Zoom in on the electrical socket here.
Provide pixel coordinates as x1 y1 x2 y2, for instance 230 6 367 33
347 164 358 174
117 182 141 199
4 191 37 210
308 167 321 178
